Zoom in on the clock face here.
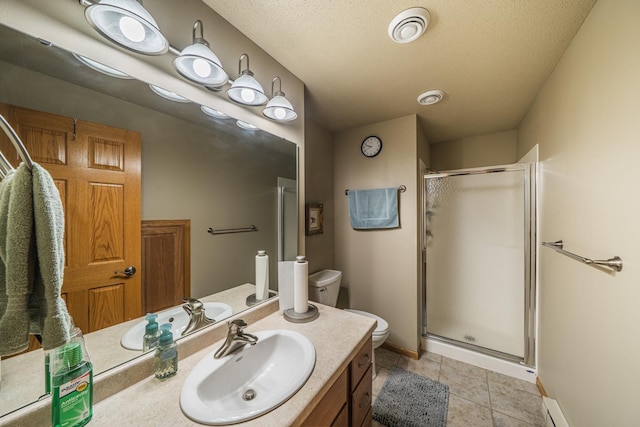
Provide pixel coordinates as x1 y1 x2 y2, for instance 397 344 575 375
361 136 382 158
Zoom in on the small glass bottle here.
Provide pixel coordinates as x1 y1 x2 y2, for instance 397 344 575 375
154 323 178 379
143 313 160 352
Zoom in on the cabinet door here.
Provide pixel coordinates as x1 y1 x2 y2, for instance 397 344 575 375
0 103 142 334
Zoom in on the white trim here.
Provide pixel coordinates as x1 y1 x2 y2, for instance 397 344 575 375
424 337 537 383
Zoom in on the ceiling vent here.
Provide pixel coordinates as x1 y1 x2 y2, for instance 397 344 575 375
417 89 444 105
388 7 430 44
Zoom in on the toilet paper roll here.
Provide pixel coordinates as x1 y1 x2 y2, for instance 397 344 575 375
293 256 308 314
255 250 269 300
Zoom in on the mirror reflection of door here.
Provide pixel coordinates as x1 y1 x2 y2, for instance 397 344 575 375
0 102 142 337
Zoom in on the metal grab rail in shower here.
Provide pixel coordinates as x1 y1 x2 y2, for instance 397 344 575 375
542 240 623 272
207 225 258 235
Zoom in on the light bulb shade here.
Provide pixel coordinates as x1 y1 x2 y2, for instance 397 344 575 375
73 53 133 79
201 105 229 118
85 0 169 55
173 43 228 87
227 74 268 106
149 84 190 103
263 95 297 121
236 120 257 130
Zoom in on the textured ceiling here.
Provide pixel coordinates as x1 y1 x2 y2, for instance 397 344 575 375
204 0 597 143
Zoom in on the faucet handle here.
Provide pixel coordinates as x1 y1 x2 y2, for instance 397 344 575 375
228 319 248 334
183 298 204 311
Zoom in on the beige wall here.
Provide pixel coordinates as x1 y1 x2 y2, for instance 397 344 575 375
334 115 420 352
517 0 640 425
304 119 335 273
431 129 517 171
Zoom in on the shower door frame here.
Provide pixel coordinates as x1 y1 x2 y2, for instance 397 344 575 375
422 163 537 367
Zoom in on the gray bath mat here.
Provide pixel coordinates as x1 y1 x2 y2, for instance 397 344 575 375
373 366 449 427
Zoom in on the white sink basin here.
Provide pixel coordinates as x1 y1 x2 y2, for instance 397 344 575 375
120 302 233 351
180 329 316 425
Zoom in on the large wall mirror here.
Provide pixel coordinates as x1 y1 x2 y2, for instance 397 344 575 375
0 24 298 416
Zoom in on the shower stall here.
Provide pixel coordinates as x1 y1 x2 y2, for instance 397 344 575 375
422 163 536 367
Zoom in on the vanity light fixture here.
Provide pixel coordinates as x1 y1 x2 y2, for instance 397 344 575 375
236 120 258 130
173 20 228 88
83 0 169 55
417 89 444 105
227 54 268 106
263 77 297 122
149 84 190 103
201 105 230 118
73 53 133 79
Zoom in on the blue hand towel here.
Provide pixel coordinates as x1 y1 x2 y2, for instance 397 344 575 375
348 187 399 229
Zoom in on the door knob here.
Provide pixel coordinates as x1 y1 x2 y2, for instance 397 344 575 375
114 266 137 276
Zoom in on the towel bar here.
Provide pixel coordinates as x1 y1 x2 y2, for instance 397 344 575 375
345 185 406 196
207 225 258 235
542 240 623 272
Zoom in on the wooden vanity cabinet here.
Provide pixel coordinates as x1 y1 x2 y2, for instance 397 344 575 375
302 336 373 427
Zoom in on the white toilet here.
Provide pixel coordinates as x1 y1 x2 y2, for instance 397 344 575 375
308 269 389 378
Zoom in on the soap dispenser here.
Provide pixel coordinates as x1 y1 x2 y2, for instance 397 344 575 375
143 313 160 352
154 323 178 379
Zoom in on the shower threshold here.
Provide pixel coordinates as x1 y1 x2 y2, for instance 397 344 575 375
423 334 537 383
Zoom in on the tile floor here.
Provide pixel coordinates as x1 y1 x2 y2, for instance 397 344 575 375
371 348 546 427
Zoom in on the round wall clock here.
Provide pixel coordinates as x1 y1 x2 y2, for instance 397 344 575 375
361 135 382 158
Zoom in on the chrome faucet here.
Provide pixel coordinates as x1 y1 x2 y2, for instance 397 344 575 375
214 319 258 359
182 298 216 335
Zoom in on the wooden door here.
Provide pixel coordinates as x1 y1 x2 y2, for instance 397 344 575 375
0 103 142 334
141 220 190 313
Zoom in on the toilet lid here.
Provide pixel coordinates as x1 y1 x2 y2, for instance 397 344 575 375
344 309 389 335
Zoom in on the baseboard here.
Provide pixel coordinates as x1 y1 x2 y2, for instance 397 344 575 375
382 342 420 360
536 377 548 397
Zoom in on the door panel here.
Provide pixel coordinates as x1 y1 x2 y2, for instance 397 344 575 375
0 102 142 333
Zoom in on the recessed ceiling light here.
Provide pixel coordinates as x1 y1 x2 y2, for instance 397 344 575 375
417 89 444 105
388 8 430 44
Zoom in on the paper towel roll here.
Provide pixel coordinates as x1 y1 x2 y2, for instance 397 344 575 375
293 256 308 314
278 261 295 311
255 250 269 300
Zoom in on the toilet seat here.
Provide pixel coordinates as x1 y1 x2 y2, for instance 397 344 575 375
344 309 389 336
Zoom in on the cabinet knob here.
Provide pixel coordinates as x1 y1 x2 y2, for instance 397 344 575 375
357 353 371 368
359 392 371 409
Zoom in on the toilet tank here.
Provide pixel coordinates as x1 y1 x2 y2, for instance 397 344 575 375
308 270 342 307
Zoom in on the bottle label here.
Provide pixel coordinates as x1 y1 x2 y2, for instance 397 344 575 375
161 347 177 362
57 371 91 426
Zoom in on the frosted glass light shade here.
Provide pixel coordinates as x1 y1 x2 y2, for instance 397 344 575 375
227 74 268 106
73 53 133 79
263 95 297 121
173 43 228 87
85 0 169 55
149 84 190 103
201 105 229 118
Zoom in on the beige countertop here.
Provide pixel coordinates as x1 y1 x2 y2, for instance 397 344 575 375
0 284 268 418
1 301 375 426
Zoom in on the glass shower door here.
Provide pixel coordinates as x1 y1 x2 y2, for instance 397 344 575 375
425 165 533 360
